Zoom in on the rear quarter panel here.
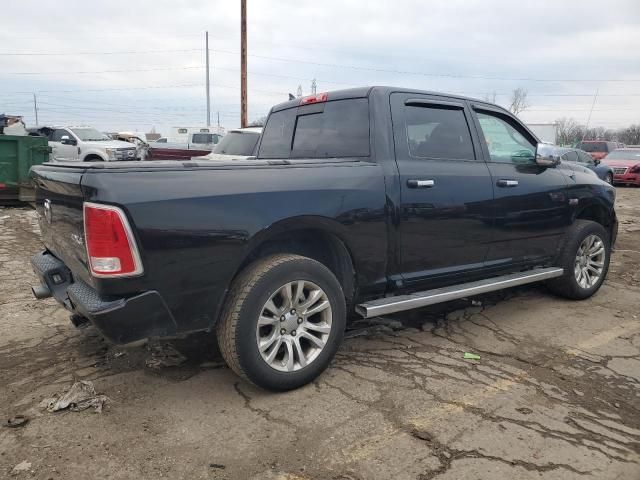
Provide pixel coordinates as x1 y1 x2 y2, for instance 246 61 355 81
82 160 387 333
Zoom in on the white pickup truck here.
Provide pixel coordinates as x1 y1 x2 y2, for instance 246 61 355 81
37 126 140 162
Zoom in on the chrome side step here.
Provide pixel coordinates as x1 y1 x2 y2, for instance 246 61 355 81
356 267 564 318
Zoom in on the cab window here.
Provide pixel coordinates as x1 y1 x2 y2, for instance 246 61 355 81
50 129 71 142
476 112 536 164
404 105 475 160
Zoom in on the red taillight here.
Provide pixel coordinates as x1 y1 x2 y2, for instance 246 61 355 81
83 202 143 277
300 92 328 105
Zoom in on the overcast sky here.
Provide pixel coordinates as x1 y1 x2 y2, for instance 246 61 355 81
1 0 639 135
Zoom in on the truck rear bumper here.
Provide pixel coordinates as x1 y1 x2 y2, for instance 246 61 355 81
30 251 176 345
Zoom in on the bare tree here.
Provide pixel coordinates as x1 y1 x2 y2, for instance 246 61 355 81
483 91 497 103
619 125 640 145
555 117 581 146
248 116 267 127
508 88 530 115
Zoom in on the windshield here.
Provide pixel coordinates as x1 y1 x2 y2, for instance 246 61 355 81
577 142 607 153
70 127 110 141
212 131 260 156
605 150 640 160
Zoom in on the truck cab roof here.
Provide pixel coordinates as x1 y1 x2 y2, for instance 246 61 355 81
270 85 507 114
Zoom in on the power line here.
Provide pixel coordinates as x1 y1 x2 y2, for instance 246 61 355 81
0 66 204 76
210 49 640 83
3 45 639 83
0 48 202 56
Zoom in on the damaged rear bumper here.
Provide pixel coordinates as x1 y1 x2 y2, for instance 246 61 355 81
30 251 176 344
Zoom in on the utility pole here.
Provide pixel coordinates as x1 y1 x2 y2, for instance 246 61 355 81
33 93 39 126
240 0 248 128
217 111 220 128
582 87 599 142
205 31 211 127
311 79 317 95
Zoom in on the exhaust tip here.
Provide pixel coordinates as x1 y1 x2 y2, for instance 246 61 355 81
31 285 51 300
70 314 90 328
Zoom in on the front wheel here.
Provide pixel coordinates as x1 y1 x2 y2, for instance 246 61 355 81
547 220 611 300
217 254 346 391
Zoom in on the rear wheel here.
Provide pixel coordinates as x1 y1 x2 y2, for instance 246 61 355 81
217 254 346 391
547 220 610 300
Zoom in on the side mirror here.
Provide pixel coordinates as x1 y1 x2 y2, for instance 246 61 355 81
60 135 76 146
535 143 561 167
594 158 601 165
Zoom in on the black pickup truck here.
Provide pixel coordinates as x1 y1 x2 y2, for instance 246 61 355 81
30 86 617 391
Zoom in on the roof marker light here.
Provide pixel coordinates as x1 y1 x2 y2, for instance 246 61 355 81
300 93 328 105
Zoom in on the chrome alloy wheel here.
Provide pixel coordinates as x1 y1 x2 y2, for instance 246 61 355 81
574 234 605 289
256 280 332 372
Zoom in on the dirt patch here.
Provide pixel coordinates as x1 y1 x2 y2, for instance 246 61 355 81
0 189 639 479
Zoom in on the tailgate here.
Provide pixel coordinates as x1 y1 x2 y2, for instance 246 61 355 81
31 165 92 283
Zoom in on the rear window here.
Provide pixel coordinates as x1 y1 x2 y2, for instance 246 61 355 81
212 131 260 156
258 98 370 159
577 142 607 153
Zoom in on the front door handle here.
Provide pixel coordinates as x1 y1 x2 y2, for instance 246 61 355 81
407 179 435 188
497 179 519 187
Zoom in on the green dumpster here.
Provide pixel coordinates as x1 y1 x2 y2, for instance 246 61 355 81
0 135 51 202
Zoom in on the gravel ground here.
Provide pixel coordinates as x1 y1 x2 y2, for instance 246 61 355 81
0 188 639 480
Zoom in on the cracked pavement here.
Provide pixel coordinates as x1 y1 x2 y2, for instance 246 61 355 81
1 188 639 480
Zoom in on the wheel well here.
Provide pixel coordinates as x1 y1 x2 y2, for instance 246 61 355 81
240 229 356 303
576 204 610 230
84 154 104 162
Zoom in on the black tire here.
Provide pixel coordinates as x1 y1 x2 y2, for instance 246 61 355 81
84 155 104 162
216 254 346 391
605 173 613 185
547 220 611 300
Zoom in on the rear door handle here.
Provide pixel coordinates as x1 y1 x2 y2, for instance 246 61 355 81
497 179 519 187
407 179 435 188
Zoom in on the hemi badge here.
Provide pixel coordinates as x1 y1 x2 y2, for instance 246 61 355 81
569 198 579 206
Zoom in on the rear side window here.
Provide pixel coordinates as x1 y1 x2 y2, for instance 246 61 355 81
405 105 474 160
259 98 370 159
561 150 578 162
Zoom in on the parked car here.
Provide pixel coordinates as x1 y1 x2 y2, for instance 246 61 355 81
559 147 614 184
575 140 619 161
147 132 222 160
33 126 139 162
197 127 262 160
29 86 618 391
602 148 640 186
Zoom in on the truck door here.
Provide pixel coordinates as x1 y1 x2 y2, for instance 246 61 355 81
390 93 494 287
470 106 570 266
49 129 79 161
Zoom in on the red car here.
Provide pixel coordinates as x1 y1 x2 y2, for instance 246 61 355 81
576 140 622 161
602 148 640 185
